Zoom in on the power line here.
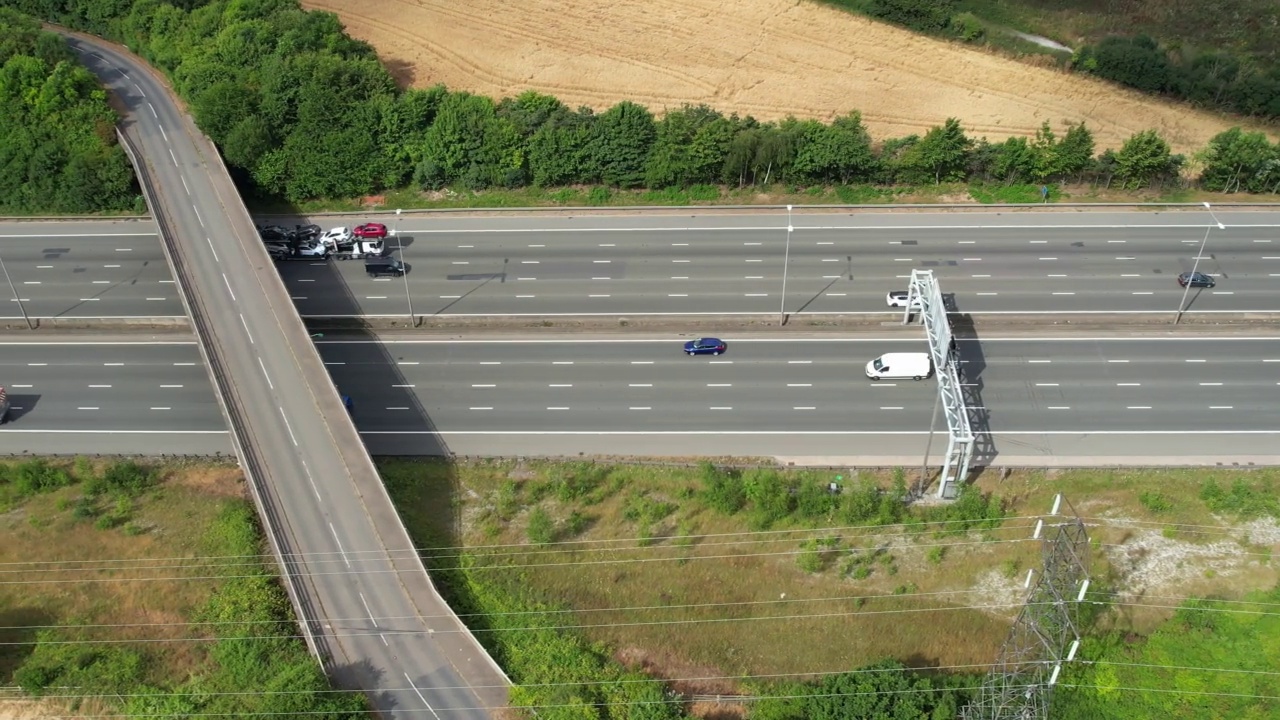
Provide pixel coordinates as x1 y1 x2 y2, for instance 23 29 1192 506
5 596 1274 647
0 514 1052 572
0 587 996 631
12 683 1280 718
0 535 1040 584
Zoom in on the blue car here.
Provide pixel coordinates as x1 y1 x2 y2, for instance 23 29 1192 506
684 338 727 356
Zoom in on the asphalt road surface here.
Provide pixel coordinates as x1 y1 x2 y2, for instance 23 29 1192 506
12 338 1275 464
278 210 1280 317
66 34 506 718
0 341 228 455
0 221 185 320
332 336 1280 463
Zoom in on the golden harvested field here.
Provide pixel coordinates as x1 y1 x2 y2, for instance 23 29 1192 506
302 0 1270 155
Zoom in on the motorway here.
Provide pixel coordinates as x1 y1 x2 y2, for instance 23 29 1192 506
5 337 1278 464
279 210 1280 317
0 222 184 320
7 211 1280 320
65 33 506 718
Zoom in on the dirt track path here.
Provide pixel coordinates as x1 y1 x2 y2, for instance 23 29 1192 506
306 0 1272 153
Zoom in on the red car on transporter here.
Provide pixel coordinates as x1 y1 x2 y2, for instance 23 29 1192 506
353 222 388 239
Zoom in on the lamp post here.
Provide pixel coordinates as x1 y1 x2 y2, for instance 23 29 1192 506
779 204 793 326
1174 202 1225 325
0 252 32 330
392 208 415 327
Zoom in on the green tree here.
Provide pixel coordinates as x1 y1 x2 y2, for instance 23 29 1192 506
900 118 971 184
1056 122 1096 181
1198 127 1276 193
789 111 876 184
582 100 655 187
1113 129 1180 189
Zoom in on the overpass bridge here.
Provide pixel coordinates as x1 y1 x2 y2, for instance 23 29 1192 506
63 32 510 718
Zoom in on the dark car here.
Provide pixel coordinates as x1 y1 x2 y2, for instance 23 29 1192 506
294 224 322 241
1177 271 1216 288
354 222 388 239
684 338 727 356
365 257 405 277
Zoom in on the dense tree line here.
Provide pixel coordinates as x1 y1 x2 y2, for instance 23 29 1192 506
0 9 138 214
9 0 1278 211
1073 35 1280 121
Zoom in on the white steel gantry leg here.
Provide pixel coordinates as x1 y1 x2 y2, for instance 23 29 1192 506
904 270 973 498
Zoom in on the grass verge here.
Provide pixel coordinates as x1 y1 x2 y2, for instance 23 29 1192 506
0 458 365 718
380 458 1278 714
248 181 1270 215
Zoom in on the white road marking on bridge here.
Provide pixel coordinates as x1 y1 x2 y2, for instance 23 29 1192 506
148 103 158 118
958 241 976 244
160 384 183 388
9 385 31 388
593 259 611 263
787 383 812 387
88 384 111 388
280 408 298 446
547 406 570 410
710 406 733 410
1116 256 1136 260
238 313 253 344
1040 257 1058 260
1212 291 1234 295
78 298 99 302
150 407 170 411
1132 291 1153 295
1052 292 1075 295
553 361 574 365
976 292 999 296
1255 239 1272 243
1108 359 1130 363
745 242 762 245
328 523 351 568
528 244 545 248
403 673 442 720
707 383 732 387
469 407 493 411
1035 383 1059 387
471 384 495 388
1199 382 1223 386
181 176 190 195
1117 383 1141 387
1121 274 1141 277
794 406 816 410
1186 359 1206 363
168 148 178 166
1210 406 1234 410
745 259 763 262
365 296 387 300
23 281 40 285
962 257 982 261
745 293 768 297
822 258 840 262
817 241 833 245
92 280 111 284
589 294 610 298
193 207 203 228
880 406 903 410
630 383 653 387
104 264 120 268
672 242 689 246
972 274 991 278
36 265 52 269
592 277 611 281
27 363 46 366
788 360 812 364
222 274 236 302
516 294 536 298
359 592 379 628
1047 274 1067 277
77 407 99 411
103 363 124 366
257 356 274 390
672 259 690 263
517 277 535 281
549 384 573 388
1127 406 1152 410
301 460 322 503
745 275 763 279
479 361 501 365
1047 406 1070 410
599 243 615 247
451 261 469 265
668 293 687 297
630 406 651 410
671 276 689 280
826 292 846 296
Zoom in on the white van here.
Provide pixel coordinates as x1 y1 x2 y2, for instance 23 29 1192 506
865 352 932 381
